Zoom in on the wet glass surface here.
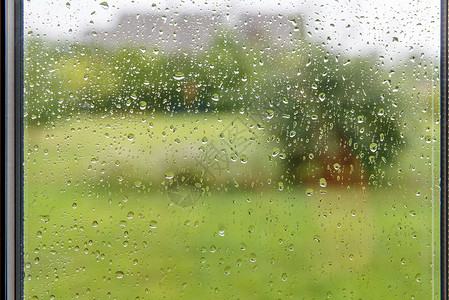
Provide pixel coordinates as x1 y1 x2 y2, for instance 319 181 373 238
23 1 440 298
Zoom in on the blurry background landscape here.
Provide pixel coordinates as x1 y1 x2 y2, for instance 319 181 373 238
23 1 440 299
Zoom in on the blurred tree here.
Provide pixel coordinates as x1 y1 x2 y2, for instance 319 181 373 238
261 43 405 186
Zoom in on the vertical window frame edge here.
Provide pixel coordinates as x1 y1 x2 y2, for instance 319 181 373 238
6 0 17 299
441 0 449 298
13 0 23 299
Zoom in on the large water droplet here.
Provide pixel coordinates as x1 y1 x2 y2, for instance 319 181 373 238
281 273 288 281
99 1 109 9
173 72 185 80
165 171 175 179
115 271 124 279
318 92 326 101
224 266 231 275
319 178 327 188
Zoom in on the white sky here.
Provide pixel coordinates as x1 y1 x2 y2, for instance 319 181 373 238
24 0 440 60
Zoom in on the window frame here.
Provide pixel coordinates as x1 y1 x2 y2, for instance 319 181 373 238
5 0 24 299
440 1 448 298
3 0 448 298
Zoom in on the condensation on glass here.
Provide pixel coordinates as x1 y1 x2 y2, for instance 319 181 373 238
23 1 441 298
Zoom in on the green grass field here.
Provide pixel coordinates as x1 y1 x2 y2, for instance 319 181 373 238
23 113 440 299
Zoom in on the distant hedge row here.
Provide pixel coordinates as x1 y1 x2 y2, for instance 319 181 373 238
25 31 421 184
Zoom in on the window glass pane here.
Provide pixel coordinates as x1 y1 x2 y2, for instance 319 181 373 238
23 0 441 298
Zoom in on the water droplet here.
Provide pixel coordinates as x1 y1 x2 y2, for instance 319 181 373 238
212 94 219 102
224 266 231 275
318 92 326 101
281 272 288 281
369 142 378 152
240 242 247 250
99 1 109 9
39 215 50 223
149 220 158 228
319 178 327 188
249 253 257 262
306 188 313 196
127 133 135 140
165 171 174 179
173 72 185 80
266 110 274 119
115 271 124 279
278 182 284 191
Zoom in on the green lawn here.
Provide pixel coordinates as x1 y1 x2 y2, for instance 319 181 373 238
23 113 440 299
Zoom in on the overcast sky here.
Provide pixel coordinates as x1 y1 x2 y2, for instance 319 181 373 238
24 0 440 61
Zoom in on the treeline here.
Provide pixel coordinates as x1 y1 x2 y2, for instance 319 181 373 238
25 30 428 184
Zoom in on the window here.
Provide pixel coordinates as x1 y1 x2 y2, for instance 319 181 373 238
5 0 448 298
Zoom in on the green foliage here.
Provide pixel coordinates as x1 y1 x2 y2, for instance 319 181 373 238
24 31 408 184
260 46 405 183
23 115 437 299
